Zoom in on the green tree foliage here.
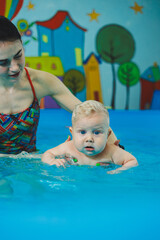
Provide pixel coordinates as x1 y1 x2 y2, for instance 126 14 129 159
118 62 140 109
96 24 135 109
63 69 85 95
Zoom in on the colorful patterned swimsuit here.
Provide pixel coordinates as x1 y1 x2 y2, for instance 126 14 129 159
0 68 40 154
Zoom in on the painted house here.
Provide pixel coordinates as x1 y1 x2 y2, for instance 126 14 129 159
25 56 64 108
140 63 160 109
36 11 87 72
83 52 103 103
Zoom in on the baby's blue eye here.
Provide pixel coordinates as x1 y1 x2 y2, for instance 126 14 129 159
94 131 100 135
80 130 86 134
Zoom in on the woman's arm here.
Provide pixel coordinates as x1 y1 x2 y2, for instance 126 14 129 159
31 68 81 112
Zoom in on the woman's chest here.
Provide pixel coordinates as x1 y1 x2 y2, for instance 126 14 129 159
0 87 34 114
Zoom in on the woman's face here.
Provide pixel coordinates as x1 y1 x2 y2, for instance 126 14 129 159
0 40 25 85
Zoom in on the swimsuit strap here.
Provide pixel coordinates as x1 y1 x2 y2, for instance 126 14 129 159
24 67 36 99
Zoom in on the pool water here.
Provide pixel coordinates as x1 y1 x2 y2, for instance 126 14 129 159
0 110 160 240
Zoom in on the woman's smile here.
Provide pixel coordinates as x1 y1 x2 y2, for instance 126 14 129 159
8 71 20 79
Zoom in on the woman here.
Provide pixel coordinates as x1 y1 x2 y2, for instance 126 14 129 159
0 16 117 154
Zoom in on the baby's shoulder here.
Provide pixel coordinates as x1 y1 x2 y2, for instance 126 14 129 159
59 140 74 150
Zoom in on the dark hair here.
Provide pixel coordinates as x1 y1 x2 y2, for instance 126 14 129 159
0 16 21 42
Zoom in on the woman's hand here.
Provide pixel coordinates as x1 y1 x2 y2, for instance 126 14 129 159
65 135 71 142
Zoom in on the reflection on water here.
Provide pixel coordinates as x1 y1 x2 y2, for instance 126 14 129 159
0 153 160 240
0 150 159 201
0 152 116 199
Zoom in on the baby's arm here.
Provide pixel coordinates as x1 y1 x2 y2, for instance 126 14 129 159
42 142 69 167
108 146 138 174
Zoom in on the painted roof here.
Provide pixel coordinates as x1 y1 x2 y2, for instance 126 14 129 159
141 65 160 82
83 52 101 64
36 10 87 31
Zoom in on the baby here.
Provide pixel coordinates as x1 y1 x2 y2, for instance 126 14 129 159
42 100 138 174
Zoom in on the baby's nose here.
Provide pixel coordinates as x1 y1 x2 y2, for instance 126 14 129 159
86 136 94 142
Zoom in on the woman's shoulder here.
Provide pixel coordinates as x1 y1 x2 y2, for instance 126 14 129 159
24 67 47 80
23 67 64 99
25 67 56 81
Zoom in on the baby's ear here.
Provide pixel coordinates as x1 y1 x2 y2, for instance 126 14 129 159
69 127 73 134
107 129 112 138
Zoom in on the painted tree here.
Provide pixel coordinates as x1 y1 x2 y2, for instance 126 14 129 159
63 69 85 95
118 62 140 109
96 24 135 109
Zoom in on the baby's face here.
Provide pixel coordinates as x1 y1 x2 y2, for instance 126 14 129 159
72 112 109 156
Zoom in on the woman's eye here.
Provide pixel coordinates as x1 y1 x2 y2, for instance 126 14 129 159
14 54 22 59
80 130 86 135
0 60 9 66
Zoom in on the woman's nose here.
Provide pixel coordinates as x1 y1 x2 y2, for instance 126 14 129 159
9 60 19 71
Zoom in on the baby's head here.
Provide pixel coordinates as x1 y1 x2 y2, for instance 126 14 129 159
71 100 110 156
72 100 109 127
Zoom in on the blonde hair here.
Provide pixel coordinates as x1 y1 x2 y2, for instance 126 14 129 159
72 100 109 125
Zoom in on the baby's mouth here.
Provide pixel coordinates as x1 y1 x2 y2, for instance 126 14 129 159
85 146 94 151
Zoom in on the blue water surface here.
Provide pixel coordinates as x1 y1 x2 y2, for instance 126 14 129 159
0 110 160 240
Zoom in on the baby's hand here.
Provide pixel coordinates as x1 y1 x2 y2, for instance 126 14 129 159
42 153 67 167
107 169 121 174
50 157 67 167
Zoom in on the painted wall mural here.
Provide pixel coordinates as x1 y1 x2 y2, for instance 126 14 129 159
17 19 37 45
83 53 103 103
140 63 160 109
96 24 136 109
36 10 87 108
1 0 160 110
118 62 140 110
130 2 143 14
36 11 86 72
0 0 24 20
63 69 85 96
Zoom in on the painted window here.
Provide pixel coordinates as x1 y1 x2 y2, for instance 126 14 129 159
52 63 57 70
66 18 69 23
42 35 48 43
75 48 82 66
37 63 41 70
90 66 96 70
25 62 29 67
66 26 70 31
94 91 100 101
41 52 49 56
